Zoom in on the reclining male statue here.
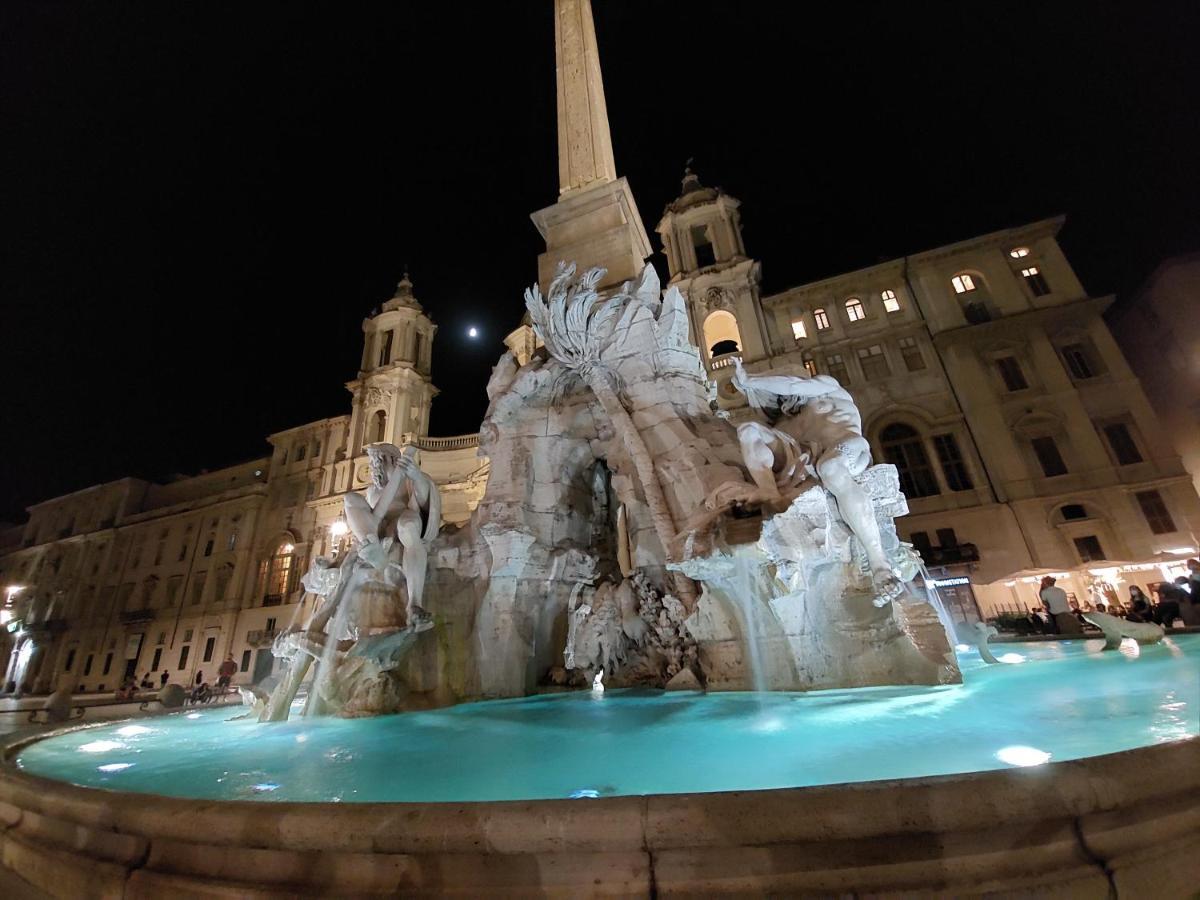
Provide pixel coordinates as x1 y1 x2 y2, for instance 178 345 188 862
731 358 903 605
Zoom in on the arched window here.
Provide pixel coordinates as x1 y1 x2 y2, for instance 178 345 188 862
370 410 387 444
845 297 865 322
703 310 741 358
881 289 901 312
814 308 830 330
259 542 297 605
952 272 995 324
880 423 940 498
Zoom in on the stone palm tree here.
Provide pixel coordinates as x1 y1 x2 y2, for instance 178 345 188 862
524 262 696 608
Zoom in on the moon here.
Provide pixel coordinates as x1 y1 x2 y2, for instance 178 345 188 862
467 326 478 338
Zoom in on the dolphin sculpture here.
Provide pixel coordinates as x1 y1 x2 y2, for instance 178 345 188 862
971 622 1005 664
1081 611 1164 650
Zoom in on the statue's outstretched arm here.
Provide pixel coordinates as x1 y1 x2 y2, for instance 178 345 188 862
733 358 838 401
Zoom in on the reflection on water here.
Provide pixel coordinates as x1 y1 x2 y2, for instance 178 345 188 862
15 636 1199 804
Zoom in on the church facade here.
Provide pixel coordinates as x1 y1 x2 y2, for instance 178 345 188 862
3 0 1198 695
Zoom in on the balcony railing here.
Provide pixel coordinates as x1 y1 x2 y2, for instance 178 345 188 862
403 433 480 451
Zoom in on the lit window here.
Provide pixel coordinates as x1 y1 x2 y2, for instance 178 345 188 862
790 319 807 341
802 353 817 377
856 344 890 380
952 274 976 294
845 298 866 322
898 336 926 371
881 289 901 312
814 309 830 330
1021 266 1050 296
1009 247 1030 259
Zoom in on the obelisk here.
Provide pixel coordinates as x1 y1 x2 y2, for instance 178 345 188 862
531 0 650 291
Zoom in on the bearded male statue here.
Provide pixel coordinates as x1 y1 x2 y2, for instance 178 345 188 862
343 442 442 624
731 358 902 605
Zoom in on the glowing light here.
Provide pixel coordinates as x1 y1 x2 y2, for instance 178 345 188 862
329 520 348 538
186 712 202 720
4 585 25 601
569 789 600 799
282 543 295 554
1165 547 1198 555
0 610 9 625
97 763 134 773
928 577 970 588
996 745 1051 767
997 653 1026 664
1009 247 1030 259
115 725 152 737
467 326 479 338
79 741 122 754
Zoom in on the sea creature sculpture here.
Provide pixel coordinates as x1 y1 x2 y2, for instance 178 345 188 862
1082 611 1164 650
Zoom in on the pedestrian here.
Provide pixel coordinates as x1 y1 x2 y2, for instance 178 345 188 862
1154 581 1185 628
159 670 169 688
1187 558 1200 597
217 655 237 693
1171 576 1200 626
1039 576 1082 634
195 670 204 686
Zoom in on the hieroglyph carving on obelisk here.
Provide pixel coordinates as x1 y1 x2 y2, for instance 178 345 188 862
555 0 618 197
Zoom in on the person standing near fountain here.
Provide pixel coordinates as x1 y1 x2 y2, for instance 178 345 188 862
344 442 441 626
730 359 903 605
1038 576 1081 634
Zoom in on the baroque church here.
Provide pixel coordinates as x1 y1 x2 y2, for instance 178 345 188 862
2 0 1198 694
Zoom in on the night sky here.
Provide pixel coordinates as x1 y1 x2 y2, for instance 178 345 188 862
2 2 1197 523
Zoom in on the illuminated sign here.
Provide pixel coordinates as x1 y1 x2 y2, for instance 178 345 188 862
928 577 971 588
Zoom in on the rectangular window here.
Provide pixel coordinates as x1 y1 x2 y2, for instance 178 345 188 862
151 647 162 671
184 628 193 643
856 344 890 380
165 575 182 607
936 528 958 547
178 646 190 669
1021 266 1050 296
996 356 1028 391
1031 436 1068 477
897 336 926 371
814 309 830 330
203 637 216 663
378 330 394 366
802 354 817 377
826 353 850 384
909 531 933 554
881 289 901 312
191 572 207 605
1061 343 1096 379
203 539 214 557
266 617 277 632
1135 490 1177 534
295 444 306 461
103 653 113 675
177 543 187 562
240 650 252 672
790 319 807 340
1102 423 1143 465
933 434 974 491
952 274 976 294
84 654 94 676
64 649 76 672
1073 535 1105 562
228 530 238 551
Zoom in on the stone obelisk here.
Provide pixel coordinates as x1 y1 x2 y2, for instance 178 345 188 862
531 0 650 291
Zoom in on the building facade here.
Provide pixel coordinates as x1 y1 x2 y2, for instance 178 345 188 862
658 171 1200 622
0 277 486 695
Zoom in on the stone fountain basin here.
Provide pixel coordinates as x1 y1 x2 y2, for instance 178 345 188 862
0 727 1196 898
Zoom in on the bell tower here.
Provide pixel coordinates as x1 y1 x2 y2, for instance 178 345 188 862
346 274 438 457
656 165 769 377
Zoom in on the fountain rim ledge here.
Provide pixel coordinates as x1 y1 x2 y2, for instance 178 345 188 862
0 718 1196 897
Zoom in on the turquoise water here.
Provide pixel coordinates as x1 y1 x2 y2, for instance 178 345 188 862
15 637 1199 803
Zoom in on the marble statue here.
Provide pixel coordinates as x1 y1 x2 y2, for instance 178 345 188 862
729 358 903 605
344 442 441 625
